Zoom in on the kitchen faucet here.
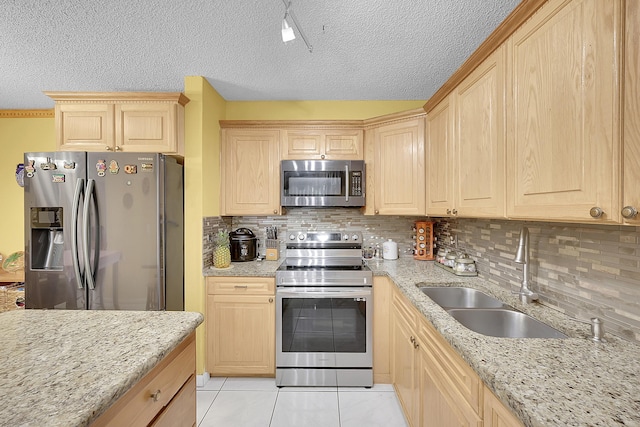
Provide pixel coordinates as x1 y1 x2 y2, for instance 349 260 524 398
513 226 539 304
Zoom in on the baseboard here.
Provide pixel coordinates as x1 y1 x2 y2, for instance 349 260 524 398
196 371 210 387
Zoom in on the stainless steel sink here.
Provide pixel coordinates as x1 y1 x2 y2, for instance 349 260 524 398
447 308 568 339
419 286 509 309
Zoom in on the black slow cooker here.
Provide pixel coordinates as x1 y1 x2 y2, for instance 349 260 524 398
229 228 257 262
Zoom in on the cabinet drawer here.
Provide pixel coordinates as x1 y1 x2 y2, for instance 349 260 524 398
418 318 482 413
207 277 275 295
92 333 196 427
151 375 196 427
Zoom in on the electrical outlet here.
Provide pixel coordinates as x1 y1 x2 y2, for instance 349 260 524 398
449 235 457 245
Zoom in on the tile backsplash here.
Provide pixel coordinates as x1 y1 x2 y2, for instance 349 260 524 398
203 210 640 342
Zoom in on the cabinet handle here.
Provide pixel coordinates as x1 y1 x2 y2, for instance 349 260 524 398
105 146 112 151
114 145 122 151
621 206 638 219
150 389 161 402
589 207 604 218
446 209 451 214
273 210 278 214
452 209 458 215
414 341 419 349
375 209 379 215
269 297 274 303
409 336 415 344
234 285 248 289
321 154 326 159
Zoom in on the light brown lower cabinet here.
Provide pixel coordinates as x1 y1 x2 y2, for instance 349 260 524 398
390 288 522 427
484 386 524 427
92 332 196 427
205 277 275 376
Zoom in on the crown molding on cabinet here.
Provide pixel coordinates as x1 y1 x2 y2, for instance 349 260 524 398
423 0 548 113
0 109 54 118
43 91 190 106
219 120 364 129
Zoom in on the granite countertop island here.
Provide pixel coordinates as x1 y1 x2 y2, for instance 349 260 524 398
204 258 640 427
0 309 203 427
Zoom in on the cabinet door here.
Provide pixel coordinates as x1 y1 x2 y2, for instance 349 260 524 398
418 347 482 427
324 130 363 159
507 0 620 222
623 0 640 225
373 276 392 384
391 293 419 426
221 129 281 215
56 103 115 151
206 294 275 376
374 118 425 215
281 130 323 159
456 46 506 218
115 103 182 154
426 95 455 216
483 386 524 427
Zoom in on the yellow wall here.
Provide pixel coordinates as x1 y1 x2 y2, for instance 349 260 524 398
183 76 226 374
0 118 55 256
225 100 425 120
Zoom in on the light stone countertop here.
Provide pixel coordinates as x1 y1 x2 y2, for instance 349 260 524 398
204 257 640 427
0 309 203 427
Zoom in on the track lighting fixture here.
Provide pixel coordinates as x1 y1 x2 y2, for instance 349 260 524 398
281 0 313 52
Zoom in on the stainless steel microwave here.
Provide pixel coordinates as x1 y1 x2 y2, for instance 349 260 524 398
280 160 365 207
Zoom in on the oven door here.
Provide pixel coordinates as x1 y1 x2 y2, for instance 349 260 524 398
276 286 372 368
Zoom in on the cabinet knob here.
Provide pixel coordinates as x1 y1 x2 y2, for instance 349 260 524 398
273 210 278 214
321 154 326 159
105 146 112 151
452 209 458 215
409 336 415 344
621 206 638 219
269 297 274 303
589 207 604 218
150 389 161 402
114 145 122 151
374 209 379 215
446 209 451 214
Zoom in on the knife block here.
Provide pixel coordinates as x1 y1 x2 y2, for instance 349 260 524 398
265 239 279 261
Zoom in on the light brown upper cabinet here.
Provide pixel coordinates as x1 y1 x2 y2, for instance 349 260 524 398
45 92 188 156
623 0 640 225
281 128 363 160
364 109 426 215
506 0 621 223
427 46 506 219
454 45 506 218
426 95 455 216
220 128 281 216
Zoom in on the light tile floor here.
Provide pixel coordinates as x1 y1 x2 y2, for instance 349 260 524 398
197 377 409 427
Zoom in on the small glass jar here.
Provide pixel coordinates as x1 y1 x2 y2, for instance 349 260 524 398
444 253 457 268
435 249 448 264
454 256 477 273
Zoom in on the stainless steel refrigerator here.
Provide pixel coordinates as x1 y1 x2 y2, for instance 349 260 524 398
23 152 183 311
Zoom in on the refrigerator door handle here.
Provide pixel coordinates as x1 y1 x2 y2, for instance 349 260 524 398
83 179 97 290
71 178 85 289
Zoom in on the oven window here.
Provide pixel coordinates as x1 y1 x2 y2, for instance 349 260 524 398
281 297 367 353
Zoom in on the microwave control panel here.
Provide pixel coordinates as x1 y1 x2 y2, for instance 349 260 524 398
350 171 363 196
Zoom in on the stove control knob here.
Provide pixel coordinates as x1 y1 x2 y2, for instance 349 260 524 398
289 234 296 240
351 234 359 241
343 234 349 240
298 233 306 240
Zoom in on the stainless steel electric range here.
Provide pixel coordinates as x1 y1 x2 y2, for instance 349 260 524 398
275 230 373 387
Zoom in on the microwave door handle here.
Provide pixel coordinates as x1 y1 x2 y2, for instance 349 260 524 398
345 164 349 202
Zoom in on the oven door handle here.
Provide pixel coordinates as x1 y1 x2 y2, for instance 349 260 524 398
276 288 371 299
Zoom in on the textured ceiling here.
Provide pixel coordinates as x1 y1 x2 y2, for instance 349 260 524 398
1 0 520 110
